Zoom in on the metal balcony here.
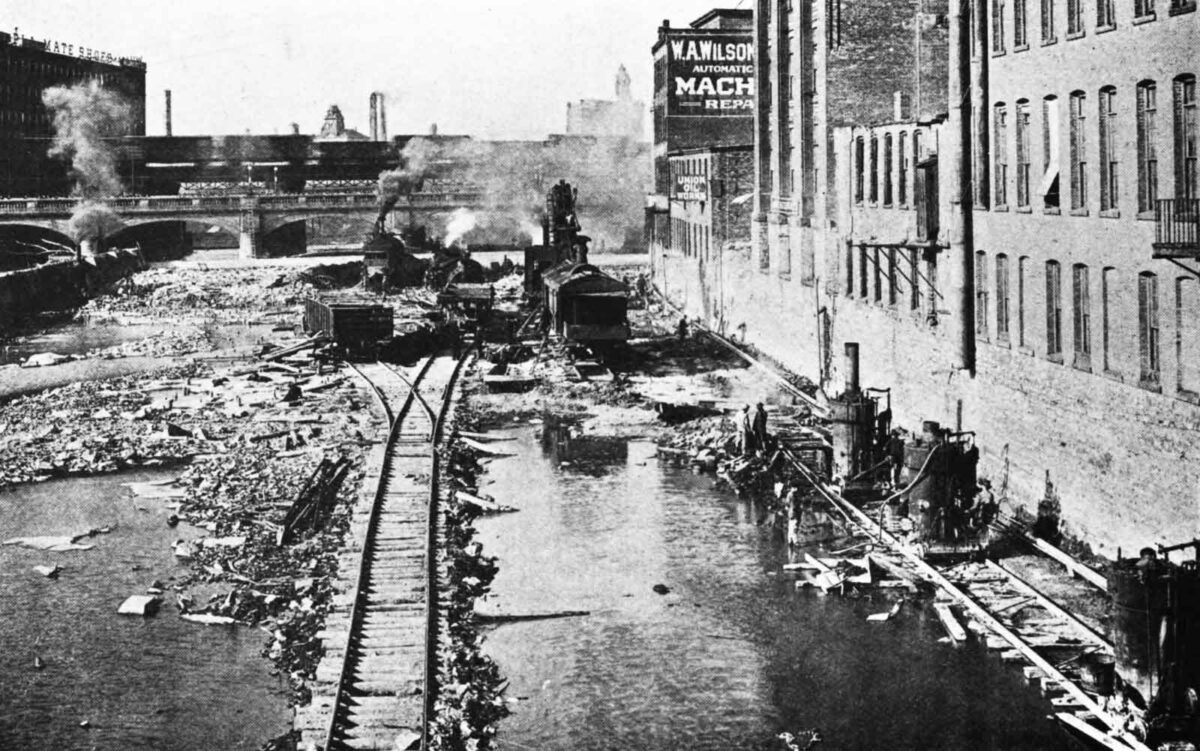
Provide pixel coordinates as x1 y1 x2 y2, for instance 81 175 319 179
1153 198 1200 258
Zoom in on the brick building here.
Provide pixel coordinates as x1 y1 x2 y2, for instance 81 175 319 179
653 0 1200 555
0 30 146 195
648 9 756 305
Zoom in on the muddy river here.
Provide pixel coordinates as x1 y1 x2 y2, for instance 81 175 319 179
475 428 1072 751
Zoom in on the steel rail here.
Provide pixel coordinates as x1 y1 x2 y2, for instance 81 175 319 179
419 350 472 751
324 357 435 750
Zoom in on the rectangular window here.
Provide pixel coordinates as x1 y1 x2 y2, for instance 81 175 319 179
1139 273 1161 383
1072 264 1091 368
1176 77 1198 202
1014 0 1028 46
997 254 1011 340
1102 267 1113 371
1135 0 1154 17
1070 92 1088 210
1046 261 1063 357
993 0 1007 52
854 137 865 204
1043 96 1061 208
846 241 855 296
899 132 909 205
1096 0 1114 26
1178 277 1199 393
994 104 1009 205
869 136 879 203
976 251 990 337
1138 82 1160 213
910 248 922 311
1099 87 1119 211
873 247 883 302
1016 101 1031 207
1042 0 1057 42
860 245 869 298
884 134 894 206
1067 0 1084 34
889 247 900 305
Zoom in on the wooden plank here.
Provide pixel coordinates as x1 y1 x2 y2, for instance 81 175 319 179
934 602 968 642
1024 535 1108 592
1055 712 1133 751
987 559 1112 649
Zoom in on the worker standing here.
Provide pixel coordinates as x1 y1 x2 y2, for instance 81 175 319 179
677 316 689 342
737 404 755 457
752 402 769 456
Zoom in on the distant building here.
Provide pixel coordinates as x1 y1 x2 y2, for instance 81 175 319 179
565 65 644 139
315 105 368 142
0 30 146 195
646 9 755 295
650 8 754 195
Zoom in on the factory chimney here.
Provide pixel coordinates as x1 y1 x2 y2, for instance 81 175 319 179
164 89 172 136
290 122 300 135
369 92 387 141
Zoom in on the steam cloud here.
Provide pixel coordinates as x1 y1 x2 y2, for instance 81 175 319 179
442 208 478 249
381 135 650 251
42 80 132 199
42 80 132 244
67 200 126 243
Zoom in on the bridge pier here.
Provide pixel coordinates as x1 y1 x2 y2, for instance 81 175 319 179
239 201 263 260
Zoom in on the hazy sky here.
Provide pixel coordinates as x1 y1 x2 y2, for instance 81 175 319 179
8 0 736 140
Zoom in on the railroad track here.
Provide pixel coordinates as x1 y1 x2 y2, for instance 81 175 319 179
781 450 1151 751
298 354 466 751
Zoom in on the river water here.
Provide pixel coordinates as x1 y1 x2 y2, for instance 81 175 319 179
475 427 1073 751
0 470 291 750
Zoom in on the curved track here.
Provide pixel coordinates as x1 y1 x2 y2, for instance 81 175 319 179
299 355 466 751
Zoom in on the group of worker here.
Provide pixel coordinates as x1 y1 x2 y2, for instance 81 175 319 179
737 402 771 457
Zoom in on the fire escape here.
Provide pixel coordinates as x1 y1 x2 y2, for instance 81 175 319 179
1153 198 1200 280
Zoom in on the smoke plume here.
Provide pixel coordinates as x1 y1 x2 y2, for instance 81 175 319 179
384 135 650 251
42 80 132 199
67 201 126 243
443 209 478 248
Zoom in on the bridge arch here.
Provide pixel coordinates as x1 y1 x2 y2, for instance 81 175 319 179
261 214 375 257
0 222 77 267
109 219 241 261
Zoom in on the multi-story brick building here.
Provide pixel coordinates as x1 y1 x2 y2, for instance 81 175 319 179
0 29 147 195
647 9 756 317
652 0 1200 554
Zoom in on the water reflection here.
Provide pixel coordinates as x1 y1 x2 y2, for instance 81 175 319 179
476 429 1072 750
0 471 289 749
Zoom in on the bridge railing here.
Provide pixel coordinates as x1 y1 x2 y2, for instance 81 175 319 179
0 191 491 216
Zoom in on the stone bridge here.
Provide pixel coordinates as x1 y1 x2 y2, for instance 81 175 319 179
0 191 517 257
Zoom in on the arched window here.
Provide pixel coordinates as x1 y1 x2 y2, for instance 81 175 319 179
1139 271 1160 383
996 254 1011 340
1046 260 1063 357
854 136 865 204
1137 80 1159 213
1174 75 1198 202
869 135 879 203
976 250 990 337
898 131 909 205
1098 86 1118 211
883 133 894 206
1069 91 1087 210
994 102 1009 206
1015 99 1031 207
1072 263 1091 367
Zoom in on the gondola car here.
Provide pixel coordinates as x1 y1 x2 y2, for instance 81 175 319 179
541 262 630 344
